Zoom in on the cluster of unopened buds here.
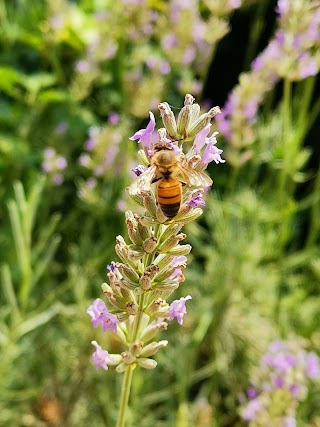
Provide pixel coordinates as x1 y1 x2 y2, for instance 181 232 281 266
87 94 225 373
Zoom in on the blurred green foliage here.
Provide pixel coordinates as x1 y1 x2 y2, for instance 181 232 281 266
0 0 319 426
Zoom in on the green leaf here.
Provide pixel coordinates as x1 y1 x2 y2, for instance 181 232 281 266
20 73 56 95
1 264 20 320
32 235 61 287
0 66 23 97
37 89 70 104
32 212 61 262
16 305 61 337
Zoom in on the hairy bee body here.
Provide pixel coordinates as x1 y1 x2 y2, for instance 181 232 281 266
128 143 213 219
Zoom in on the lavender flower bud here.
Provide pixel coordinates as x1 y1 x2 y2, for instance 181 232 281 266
142 236 158 254
158 223 182 243
143 192 157 217
137 149 149 166
158 102 179 139
139 321 168 343
175 207 203 224
139 215 158 227
115 235 130 263
177 105 192 138
125 211 142 245
115 262 139 284
137 358 157 370
188 103 201 125
127 246 144 261
156 206 168 223
147 298 168 316
121 351 136 364
139 273 152 291
130 341 143 356
186 106 221 138
153 253 175 271
126 301 138 316
107 354 123 366
158 233 187 252
140 340 168 357
137 217 150 241
144 264 159 278
167 244 192 256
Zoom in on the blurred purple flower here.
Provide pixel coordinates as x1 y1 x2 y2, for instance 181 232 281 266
228 0 241 9
75 60 91 73
42 161 52 173
105 41 117 59
242 398 262 421
289 383 301 398
272 375 285 388
50 15 64 30
44 147 56 158
108 112 120 125
247 387 257 399
299 54 318 78
79 153 91 167
54 121 68 135
56 156 67 170
94 10 108 21
53 174 63 186
182 46 196 65
159 61 171 75
283 416 296 427
161 33 177 49
86 178 97 189
306 352 320 378
276 0 290 16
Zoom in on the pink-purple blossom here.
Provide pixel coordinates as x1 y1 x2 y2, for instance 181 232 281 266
129 112 156 150
305 352 320 378
188 192 205 208
87 298 118 333
91 341 111 370
168 295 192 325
132 165 146 176
107 262 117 273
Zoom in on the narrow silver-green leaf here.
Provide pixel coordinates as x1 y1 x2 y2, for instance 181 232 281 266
32 235 61 287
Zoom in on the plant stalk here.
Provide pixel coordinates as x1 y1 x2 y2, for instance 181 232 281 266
116 364 135 427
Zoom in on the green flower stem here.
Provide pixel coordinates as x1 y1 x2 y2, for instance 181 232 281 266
116 286 147 426
116 363 135 427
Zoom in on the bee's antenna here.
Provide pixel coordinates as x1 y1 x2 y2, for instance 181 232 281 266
168 104 182 110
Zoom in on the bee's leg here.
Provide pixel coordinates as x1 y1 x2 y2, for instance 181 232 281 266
152 177 162 183
181 182 187 187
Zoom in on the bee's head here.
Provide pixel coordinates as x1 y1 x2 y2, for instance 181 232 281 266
153 142 174 152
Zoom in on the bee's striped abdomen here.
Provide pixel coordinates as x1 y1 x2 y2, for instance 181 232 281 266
156 178 182 218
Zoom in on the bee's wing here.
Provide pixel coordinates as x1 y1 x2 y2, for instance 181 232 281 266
177 162 213 188
128 165 157 196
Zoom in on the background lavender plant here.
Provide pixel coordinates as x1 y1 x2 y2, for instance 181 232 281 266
0 0 319 426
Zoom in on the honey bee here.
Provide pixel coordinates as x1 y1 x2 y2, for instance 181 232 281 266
128 143 213 218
